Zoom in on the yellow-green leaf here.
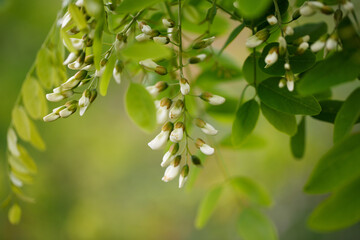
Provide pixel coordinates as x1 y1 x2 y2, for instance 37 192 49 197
29 119 46 151
12 106 31 142
8 204 21 225
122 41 172 61
36 47 56 89
18 145 37 174
22 77 48 119
68 3 88 32
99 53 116 96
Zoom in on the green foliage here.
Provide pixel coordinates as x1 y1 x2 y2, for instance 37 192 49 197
122 41 172 61
237 208 278 240
8 204 21 225
68 3 88 32
125 83 156 132
305 133 360 194
232 99 259 145
22 77 48 120
290 117 305 159
243 52 272 85
195 184 223 229
118 0 164 13
235 0 272 19
258 78 321 115
285 22 327 43
100 53 117 96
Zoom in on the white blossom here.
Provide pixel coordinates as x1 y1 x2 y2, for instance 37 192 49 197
135 33 151 42
284 26 294 36
63 52 78 65
43 112 60 122
161 143 179 167
10 172 23 187
196 138 214 155
200 92 225 105
169 122 184 143
266 15 278 25
78 90 91 116
180 78 190 95
148 122 173 150
311 40 325 52
169 100 184 120
265 47 278 68
162 157 181 182
326 37 337 51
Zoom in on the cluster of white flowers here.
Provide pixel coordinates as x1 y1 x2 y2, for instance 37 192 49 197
298 1 335 16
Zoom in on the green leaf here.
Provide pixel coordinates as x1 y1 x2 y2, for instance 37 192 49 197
195 185 223 229
333 88 360 143
311 100 352 124
93 18 104 71
243 52 272 85
99 54 117 96
10 145 37 174
261 102 297 136
118 0 163 13
61 29 77 53
122 41 171 61
219 23 245 54
125 83 156 132
28 120 46 151
304 132 360 194
258 43 316 76
22 77 48 119
36 47 56 89
230 177 272 207
258 78 321 115
235 0 272 19
232 100 259 145
237 208 278 240
8 203 21 225
290 117 306 159
221 134 267 150
183 12 230 36
68 3 88 32
308 177 360 232
12 106 31 142
285 22 328 43
298 51 360 95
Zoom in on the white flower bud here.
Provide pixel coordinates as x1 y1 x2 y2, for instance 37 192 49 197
157 98 172 124
285 70 295 92
326 36 337 51
113 60 123 84
307 1 324 9
46 90 74 102
146 81 168 97
43 112 60 122
135 33 151 42
266 15 278 25
161 143 179 167
284 63 291 70
179 165 189 188
61 76 80 90
170 122 184 143
300 4 316 16
61 12 72 29
278 36 287 55
193 36 216 49
284 26 294 36
200 92 225 105
297 42 309 54
162 18 175 28
75 0 84 7
162 156 181 182
195 118 218 135
78 90 91 116
7 128 20 157
265 47 279 68
189 54 207 64
153 36 170 45
169 100 184 120
70 38 84 50
180 78 190 95
278 78 286 88
63 52 78 65
59 100 78 118
342 1 354 11
148 122 173 150
196 138 214 155
10 172 23 187
311 39 326 52
139 59 158 70
138 21 152 35
246 29 270 48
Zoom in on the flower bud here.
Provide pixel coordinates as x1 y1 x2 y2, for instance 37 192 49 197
200 92 225 105
135 33 151 42
284 62 291 70
170 122 185 143
162 18 175 28
321 6 334 15
195 138 214 155
195 118 218 135
278 36 287 56
310 38 326 52
299 3 316 16
60 76 81 90
63 51 78 65
191 155 202 166
59 100 78 118
169 99 184 120
157 98 172 124
307 1 324 9
284 26 294 36
61 12 72 29
115 33 127 50
162 156 181 182
342 1 354 11
292 9 301 20
140 59 167 75
265 47 279 68
46 90 74 102
153 36 170 45
192 36 215 49
161 143 179 167
188 54 207 64
89 89 97 103
70 38 84 50
180 78 190 95
326 34 338 51
146 81 168 97
245 29 270 48
155 66 167 75
266 15 278 25
113 60 123 84
138 21 152 35
278 78 286 88
167 27 179 43
179 164 189 188
148 122 173 150
78 89 91 116
297 41 309 54
43 112 60 122
285 70 295 92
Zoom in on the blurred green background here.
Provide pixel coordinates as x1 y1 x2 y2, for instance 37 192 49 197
1 0 360 239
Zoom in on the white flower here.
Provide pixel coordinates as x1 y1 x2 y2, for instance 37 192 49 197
162 18 175 28
179 165 189 188
148 122 173 150
297 42 309 54
284 63 291 70
63 38 84 51
113 68 121 84
61 12 72 29
311 40 325 52
195 119 218 135
180 78 190 95
139 59 158 70
307 1 324 9
326 37 337 51
278 78 286 88
78 90 91 116
153 36 170 45
200 92 225 105
169 99 184 120
246 29 269 48
61 76 80 90
162 157 181 182
300 4 316 16
46 90 73 102
7 128 20 157
146 81 168 97
284 26 294 36
10 172 23 187
63 52 78 65
266 15 278 25
140 23 152 35
75 0 84 7
278 36 287 55
265 47 278 68
342 1 354 11
59 108 73 118
43 112 60 122
287 79 294 92
156 98 172 124
285 70 295 92
135 33 151 42
161 143 179 167
170 122 184 143
196 138 214 155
